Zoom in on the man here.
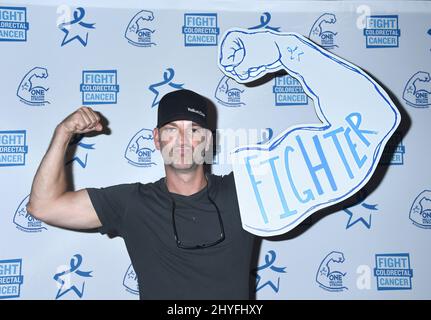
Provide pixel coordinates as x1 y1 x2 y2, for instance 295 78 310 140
27 89 256 300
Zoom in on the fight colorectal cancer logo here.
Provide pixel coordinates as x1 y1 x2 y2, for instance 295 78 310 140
364 15 400 48
0 259 24 299
80 70 119 105
273 74 308 106
374 253 413 290
0 130 28 167
379 131 405 165
182 13 219 46
0 6 28 41
410 190 431 229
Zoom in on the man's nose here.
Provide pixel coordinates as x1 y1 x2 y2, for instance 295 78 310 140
178 127 192 145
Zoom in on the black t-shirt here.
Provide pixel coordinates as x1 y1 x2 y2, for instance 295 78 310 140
86 172 256 300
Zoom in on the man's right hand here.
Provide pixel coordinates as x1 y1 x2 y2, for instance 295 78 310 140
58 106 103 135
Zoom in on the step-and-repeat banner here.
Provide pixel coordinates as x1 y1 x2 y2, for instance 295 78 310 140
1 0 430 299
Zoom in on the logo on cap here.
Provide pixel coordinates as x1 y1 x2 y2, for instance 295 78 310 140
187 107 205 118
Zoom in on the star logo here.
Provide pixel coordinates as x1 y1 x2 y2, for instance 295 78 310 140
343 189 378 229
252 250 286 293
58 7 95 47
148 68 184 108
65 135 95 168
54 254 93 299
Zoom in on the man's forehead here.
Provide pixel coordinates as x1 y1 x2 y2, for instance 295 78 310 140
162 120 202 128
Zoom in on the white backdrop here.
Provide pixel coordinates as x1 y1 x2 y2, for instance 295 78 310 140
1 0 430 299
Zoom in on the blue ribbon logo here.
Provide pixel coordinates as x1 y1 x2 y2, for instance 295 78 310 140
249 13 280 32
148 68 184 108
54 254 93 299
253 250 286 293
59 8 96 47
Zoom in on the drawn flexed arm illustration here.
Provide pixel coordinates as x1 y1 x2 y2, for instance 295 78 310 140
125 10 155 45
403 71 431 107
316 252 347 290
17 67 50 104
310 13 337 36
218 29 401 236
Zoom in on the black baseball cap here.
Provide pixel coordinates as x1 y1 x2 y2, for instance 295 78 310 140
157 89 209 129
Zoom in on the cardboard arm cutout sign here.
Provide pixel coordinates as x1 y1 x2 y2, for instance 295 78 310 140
218 28 401 237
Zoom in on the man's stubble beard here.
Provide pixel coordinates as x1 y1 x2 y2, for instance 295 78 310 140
161 145 199 172
168 161 199 173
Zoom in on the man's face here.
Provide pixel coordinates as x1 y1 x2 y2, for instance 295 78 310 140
154 120 212 171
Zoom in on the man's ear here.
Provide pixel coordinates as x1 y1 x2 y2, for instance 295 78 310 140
153 128 160 150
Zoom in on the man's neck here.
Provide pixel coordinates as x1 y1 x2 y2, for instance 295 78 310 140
164 166 207 196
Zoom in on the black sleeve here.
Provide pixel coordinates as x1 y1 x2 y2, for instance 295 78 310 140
224 171 236 190
222 171 256 239
221 171 240 210
86 183 136 237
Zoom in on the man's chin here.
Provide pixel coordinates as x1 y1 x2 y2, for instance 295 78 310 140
168 162 198 172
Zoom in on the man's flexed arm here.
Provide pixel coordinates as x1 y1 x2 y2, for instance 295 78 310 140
27 107 103 229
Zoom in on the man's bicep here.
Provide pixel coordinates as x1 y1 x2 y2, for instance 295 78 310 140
46 189 102 230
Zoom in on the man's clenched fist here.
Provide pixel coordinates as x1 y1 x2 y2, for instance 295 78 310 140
58 107 103 135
